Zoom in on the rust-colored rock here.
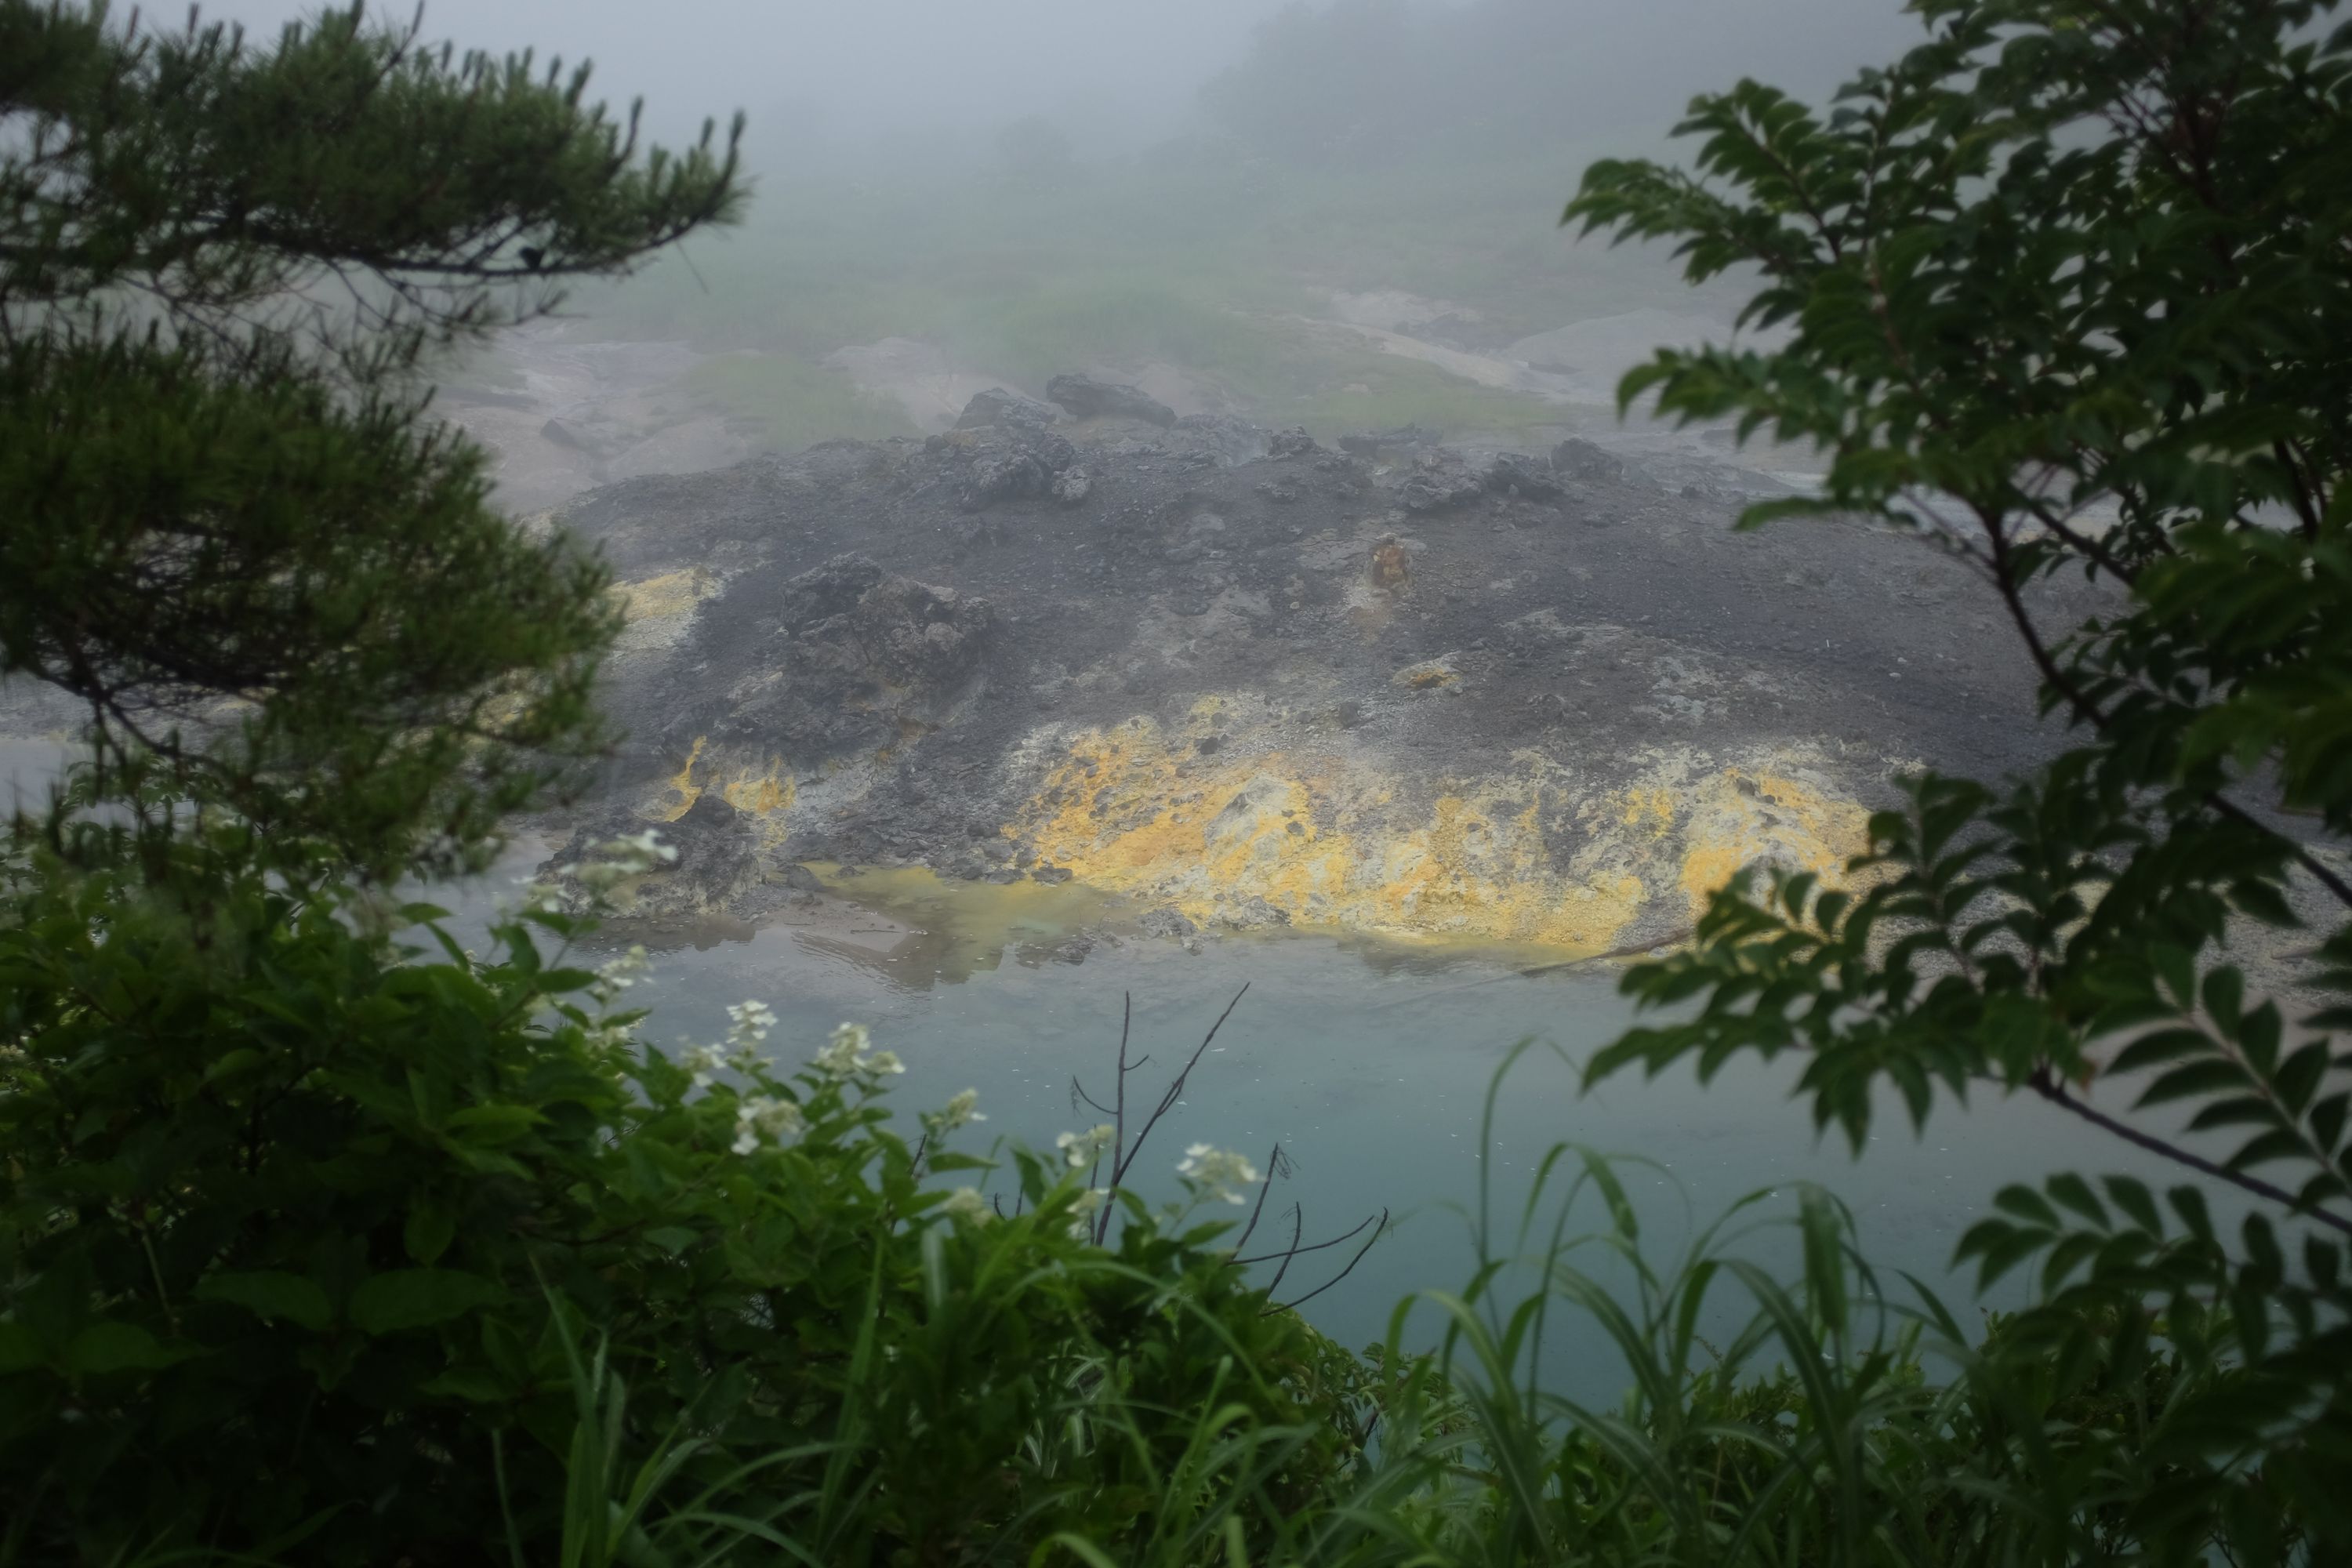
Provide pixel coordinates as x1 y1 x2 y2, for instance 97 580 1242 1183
1370 538 1410 592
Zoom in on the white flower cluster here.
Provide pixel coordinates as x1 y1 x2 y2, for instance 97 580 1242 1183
680 1043 727 1089
586 829 678 887
1056 1124 1115 1170
594 944 651 995
731 1093 806 1155
939 1187 991 1225
521 829 680 913
812 1022 902 1080
931 1087 986 1132
726 1000 777 1068
1176 1144 1260 1205
1066 1185 1111 1240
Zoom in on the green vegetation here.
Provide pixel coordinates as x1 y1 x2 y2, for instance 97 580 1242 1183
5 1 2352 1565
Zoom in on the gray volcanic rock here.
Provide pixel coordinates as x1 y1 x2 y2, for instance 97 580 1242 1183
680 554 995 763
1483 452 1566 502
1551 437 1625 485
559 416 2113 946
955 387 1058 432
1399 449 1487 513
1045 372 1177 426
1338 425 1442 459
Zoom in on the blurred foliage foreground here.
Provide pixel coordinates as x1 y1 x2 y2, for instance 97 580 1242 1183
5 2 2352 1563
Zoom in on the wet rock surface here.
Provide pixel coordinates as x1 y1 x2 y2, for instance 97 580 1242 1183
554 409 2109 952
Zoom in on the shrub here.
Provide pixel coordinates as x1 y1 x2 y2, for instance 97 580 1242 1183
0 826 1366 1564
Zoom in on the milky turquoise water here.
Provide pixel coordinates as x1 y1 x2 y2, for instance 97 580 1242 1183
484 874 2229 1384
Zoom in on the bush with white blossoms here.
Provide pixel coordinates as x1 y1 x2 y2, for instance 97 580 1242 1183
731 1092 807 1155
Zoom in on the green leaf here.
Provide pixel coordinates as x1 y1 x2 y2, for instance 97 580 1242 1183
444 1104 544 1145
348 1270 503 1336
63 1323 183 1374
195 1270 335 1332
0 1322 47 1374
403 1202 459 1267
419 1367 513 1403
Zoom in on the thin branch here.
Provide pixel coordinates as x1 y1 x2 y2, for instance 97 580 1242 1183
1233 1209 1382 1269
1258 1205 1305 1303
1098 993 1132 1247
1229 1142 1292 1258
2027 1068 2352 1238
1270 1209 1390 1316
1109 982 1250 1190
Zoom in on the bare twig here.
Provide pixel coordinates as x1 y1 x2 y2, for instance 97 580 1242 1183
1270 1209 1391 1316
1109 983 1250 1190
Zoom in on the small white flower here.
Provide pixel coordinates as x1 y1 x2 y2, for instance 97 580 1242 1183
932 1088 986 1131
1175 1144 1259 1205
1056 1124 1116 1169
680 1044 726 1089
727 1000 778 1037
813 1022 886 1079
732 1093 806 1154
596 944 651 992
1065 1190 1109 1241
618 828 680 864
939 1187 991 1225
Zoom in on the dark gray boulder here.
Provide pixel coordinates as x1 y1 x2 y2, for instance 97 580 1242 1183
1483 452 1566 502
1045 372 1177 426
1550 437 1625 485
1399 449 1487 513
954 386 1058 432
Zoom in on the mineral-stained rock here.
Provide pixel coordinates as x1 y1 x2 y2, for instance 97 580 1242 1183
541 379 2107 951
1045 372 1177 426
1138 906 1200 939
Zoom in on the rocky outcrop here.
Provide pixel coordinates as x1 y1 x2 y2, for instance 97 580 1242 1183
560 405 2109 954
924 424 1081 510
1045 372 1177 426
1399 449 1487 513
682 554 994 762
550 789 761 922
1550 437 1625 485
955 387 1058 432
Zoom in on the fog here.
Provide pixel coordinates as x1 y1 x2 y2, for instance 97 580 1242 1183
194 1 1922 168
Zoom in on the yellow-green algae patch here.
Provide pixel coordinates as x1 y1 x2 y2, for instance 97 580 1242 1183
1004 706 1871 956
